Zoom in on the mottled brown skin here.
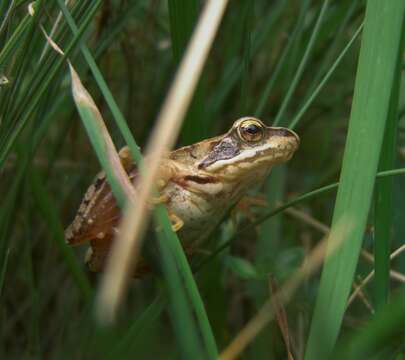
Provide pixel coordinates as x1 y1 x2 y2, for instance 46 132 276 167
65 117 300 276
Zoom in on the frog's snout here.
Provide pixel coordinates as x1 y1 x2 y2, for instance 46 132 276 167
269 127 300 147
280 128 299 141
285 128 300 146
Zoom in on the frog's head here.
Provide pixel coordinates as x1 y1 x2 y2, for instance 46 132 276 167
198 117 299 179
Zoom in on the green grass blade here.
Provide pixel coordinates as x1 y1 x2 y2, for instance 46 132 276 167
336 290 405 359
0 248 10 300
94 3 143 59
255 15 302 118
0 0 13 31
239 0 253 114
154 207 208 359
289 22 363 130
56 0 143 165
305 2 405 358
29 167 92 301
273 0 330 126
107 293 166 359
301 0 359 105
373 49 402 309
168 0 206 143
69 65 128 208
254 0 308 118
0 148 30 266
168 0 199 63
0 0 102 168
154 205 218 358
0 13 31 68
208 0 289 122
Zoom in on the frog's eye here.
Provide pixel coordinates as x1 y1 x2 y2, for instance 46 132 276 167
238 119 264 142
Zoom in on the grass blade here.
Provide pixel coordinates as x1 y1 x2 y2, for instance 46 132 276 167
168 0 206 143
289 22 363 130
0 0 102 168
336 291 405 359
154 207 211 359
0 12 31 68
69 64 134 208
273 0 330 126
30 167 92 301
255 0 310 118
154 206 218 358
0 249 10 300
373 47 402 309
305 2 405 358
56 0 143 165
107 294 166 359
168 0 199 63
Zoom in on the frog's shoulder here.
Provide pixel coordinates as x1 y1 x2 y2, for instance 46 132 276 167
169 135 223 166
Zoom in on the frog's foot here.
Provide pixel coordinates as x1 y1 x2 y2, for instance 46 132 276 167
169 212 184 232
231 195 268 227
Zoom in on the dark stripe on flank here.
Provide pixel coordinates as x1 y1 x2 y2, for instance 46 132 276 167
184 175 218 184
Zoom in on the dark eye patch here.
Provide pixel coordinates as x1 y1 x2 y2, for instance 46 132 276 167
198 137 240 169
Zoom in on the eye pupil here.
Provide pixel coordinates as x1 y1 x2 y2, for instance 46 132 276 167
238 119 264 142
244 124 259 134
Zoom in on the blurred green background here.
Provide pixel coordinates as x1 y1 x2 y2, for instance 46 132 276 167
1 0 405 359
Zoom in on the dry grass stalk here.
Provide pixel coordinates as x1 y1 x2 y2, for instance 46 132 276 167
219 217 353 360
39 0 72 61
347 244 405 307
283 205 329 234
269 276 295 360
351 281 374 313
96 0 229 324
283 206 405 308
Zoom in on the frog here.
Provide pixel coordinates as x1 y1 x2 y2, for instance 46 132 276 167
65 117 299 276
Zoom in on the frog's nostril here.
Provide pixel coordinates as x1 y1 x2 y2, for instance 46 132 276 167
270 128 300 144
282 129 298 139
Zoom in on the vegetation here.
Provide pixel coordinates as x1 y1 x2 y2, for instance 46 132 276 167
1 0 404 359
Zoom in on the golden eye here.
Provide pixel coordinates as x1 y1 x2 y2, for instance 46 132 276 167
238 120 264 142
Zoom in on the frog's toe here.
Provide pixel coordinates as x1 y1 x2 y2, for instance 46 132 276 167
169 213 184 232
150 193 169 205
146 193 169 211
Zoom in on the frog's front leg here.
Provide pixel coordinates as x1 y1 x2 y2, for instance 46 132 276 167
118 146 135 171
154 161 185 233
